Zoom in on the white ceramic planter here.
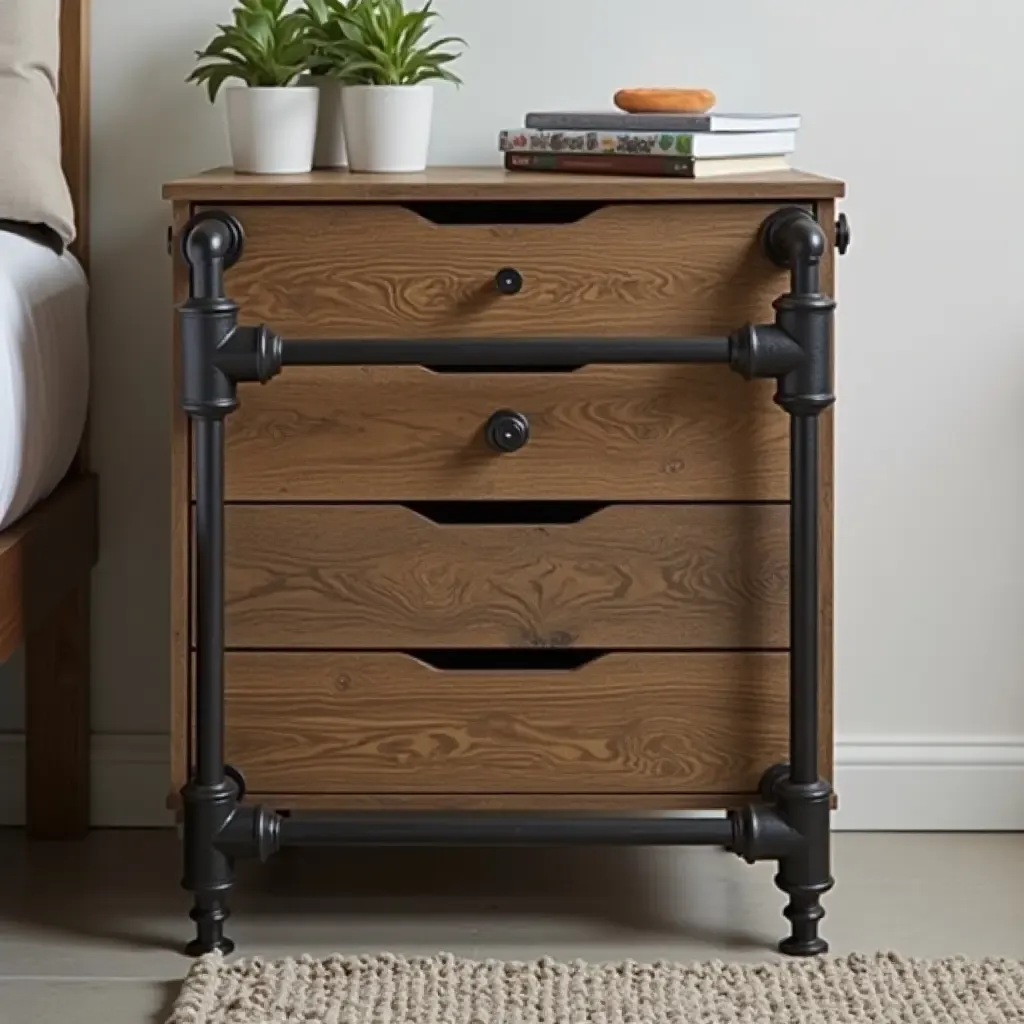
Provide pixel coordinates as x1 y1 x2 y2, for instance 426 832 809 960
225 86 319 175
341 84 434 173
303 75 348 168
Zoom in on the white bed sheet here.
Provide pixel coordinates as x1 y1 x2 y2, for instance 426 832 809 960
0 229 88 531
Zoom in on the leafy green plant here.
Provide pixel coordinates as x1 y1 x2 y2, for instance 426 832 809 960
188 0 312 102
306 0 466 86
298 0 356 77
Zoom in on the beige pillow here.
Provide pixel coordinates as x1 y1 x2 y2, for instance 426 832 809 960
0 0 75 248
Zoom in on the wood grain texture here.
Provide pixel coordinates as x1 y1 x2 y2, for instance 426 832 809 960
223 652 789 794
215 504 788 650
0 474 98 662
165 190 842 806
59 0 90 269
25 584 90 838
164 787 787 813
163 166 845 202
219 792 771 812
170 202 193 798
218 366 788 502
220 202 790 341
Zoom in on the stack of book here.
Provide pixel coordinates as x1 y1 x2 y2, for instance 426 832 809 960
499 110 801 179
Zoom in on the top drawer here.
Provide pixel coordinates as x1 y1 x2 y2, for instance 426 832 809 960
218 201 792 340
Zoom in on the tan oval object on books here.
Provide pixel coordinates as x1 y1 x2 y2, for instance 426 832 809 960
614 88 717 114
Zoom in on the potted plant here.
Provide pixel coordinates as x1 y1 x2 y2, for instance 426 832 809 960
298 0 352 168
189 0 319 175
319 0 466 173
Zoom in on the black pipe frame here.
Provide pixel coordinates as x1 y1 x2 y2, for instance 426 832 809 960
218 810 808 856
284 336 733 367
177 204 838 959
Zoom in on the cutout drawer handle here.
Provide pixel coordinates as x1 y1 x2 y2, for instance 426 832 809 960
485 409 530 453
495 267 524 295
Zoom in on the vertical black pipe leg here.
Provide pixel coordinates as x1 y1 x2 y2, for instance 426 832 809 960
762 206 837 957
771 416 834 957
178 214 248 957
181 416 236 957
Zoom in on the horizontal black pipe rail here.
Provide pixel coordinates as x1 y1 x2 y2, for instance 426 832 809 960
255 812 731 848
283 337 731 368
216 805 805 862
190 323 805 388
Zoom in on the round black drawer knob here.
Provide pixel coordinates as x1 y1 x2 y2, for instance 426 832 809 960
835 212 852 255
495 267 524 295
485 410 531 453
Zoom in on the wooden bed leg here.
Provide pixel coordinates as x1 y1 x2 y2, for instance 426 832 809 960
25 583 91 839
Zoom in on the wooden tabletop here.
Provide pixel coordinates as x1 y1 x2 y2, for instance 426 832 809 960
163 165 845 203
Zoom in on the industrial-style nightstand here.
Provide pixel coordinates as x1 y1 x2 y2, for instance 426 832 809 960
164 167 847 958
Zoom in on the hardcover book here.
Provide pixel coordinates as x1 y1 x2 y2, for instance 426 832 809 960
499 129 797 159
504 152 790 179
523 111 801 133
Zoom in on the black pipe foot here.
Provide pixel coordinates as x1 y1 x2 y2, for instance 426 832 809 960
181 779 238 958
186 897 234 957
185 935 235 958
779 890 830 956
773 778 833 958
779 933 829 957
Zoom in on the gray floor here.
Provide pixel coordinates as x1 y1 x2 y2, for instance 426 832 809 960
0 830 1021 1022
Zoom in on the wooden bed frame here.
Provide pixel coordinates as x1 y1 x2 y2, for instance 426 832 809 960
0 0 96 839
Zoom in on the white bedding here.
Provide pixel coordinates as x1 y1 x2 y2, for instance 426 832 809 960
0 229 88 531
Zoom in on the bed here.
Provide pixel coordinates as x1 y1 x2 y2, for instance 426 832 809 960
0 0 96 839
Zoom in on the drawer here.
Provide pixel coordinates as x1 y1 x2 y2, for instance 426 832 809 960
213 503 788 649
216 365 788 502
219 201 791 340
222 651 789 795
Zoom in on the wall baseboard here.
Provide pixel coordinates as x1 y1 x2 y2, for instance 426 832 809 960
1 734 1022 831
831 738 1024 831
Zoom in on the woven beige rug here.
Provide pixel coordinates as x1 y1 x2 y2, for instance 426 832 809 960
167 951 1024 1023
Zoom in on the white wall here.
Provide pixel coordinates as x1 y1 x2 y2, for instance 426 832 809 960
4 0 1024 829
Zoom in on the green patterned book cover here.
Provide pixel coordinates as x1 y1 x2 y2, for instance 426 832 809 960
499 128 796 160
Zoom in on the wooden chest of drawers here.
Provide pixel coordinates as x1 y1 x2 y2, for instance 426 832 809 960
166 167 844 956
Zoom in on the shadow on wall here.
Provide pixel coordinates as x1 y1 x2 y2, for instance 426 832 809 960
88 20 232 740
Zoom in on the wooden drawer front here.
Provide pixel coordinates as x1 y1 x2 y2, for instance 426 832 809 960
218 366 787 502
223 652 789 795
217 504 788 649
220 202 791 340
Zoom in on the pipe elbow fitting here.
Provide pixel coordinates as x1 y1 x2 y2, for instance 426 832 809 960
761 207 827 268
181 212 245 271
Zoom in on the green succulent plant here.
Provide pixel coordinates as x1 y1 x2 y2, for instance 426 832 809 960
188 0 312 102
305 0 466 86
